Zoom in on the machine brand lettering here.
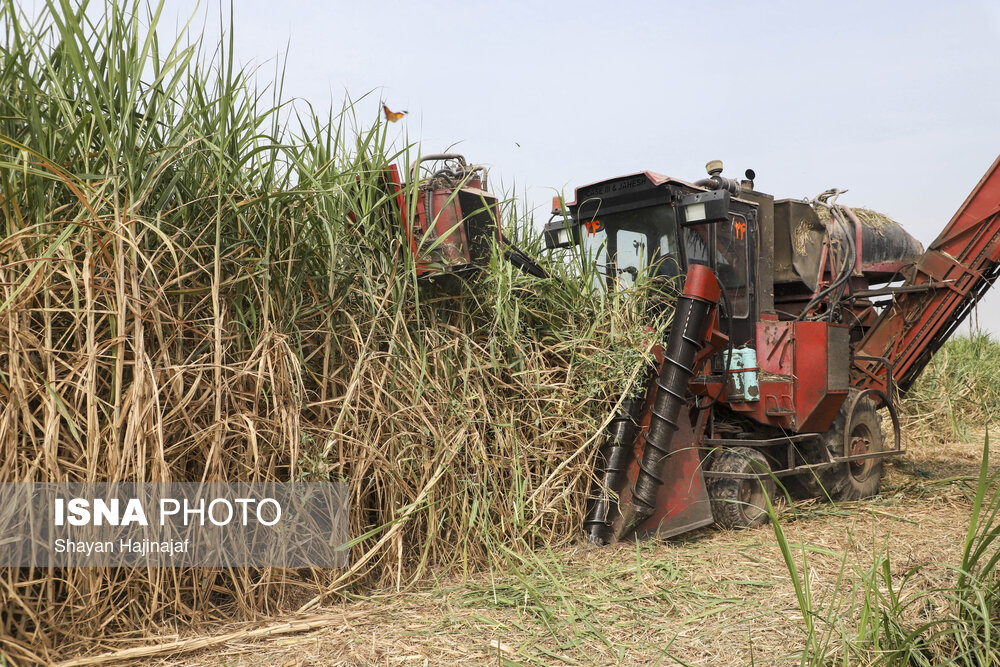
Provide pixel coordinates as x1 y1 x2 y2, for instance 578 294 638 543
580 176 648 200
54 496 282 527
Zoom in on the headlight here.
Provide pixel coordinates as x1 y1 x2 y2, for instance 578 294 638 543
543 218 580 249
684 202 706 223
680 190 731 226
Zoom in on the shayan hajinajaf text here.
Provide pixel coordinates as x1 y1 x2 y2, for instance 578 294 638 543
54 538 191 557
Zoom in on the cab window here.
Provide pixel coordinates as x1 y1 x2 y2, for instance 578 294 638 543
716 214 749 318
682 215 750 318
579 204 681 291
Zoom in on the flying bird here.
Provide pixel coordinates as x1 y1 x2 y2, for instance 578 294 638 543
382 104 407 122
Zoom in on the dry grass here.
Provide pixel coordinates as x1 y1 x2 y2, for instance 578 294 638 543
814 205 900 235
67 427 987 667
0 89 649 665
899 333 1000 442
0 3 660 663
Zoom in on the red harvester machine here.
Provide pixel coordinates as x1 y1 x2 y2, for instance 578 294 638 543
399 152 1000 543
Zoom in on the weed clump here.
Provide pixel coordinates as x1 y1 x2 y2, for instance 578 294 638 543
900 332 1000 440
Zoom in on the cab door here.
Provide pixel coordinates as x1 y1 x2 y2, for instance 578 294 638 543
682 210 756 347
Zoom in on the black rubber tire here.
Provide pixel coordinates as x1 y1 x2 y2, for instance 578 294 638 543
709 447 775 529
806 390 885 501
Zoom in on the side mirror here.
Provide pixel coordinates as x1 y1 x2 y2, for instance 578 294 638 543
679 190 731 226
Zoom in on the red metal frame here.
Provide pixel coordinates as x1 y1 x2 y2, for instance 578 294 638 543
854 156 1000 393
689 319 849 433
385 164 422 267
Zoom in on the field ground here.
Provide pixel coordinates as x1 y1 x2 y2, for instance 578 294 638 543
87 425 994 667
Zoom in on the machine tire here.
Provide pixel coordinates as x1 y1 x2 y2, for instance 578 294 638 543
813 390 884 501
709 447 775 529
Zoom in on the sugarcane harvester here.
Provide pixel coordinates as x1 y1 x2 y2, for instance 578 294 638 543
543 156 1000 543
393 151 1000 543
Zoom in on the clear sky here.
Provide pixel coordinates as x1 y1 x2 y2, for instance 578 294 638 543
24 0 1000 331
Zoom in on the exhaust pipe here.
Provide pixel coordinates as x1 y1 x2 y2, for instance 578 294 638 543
616 264 720 539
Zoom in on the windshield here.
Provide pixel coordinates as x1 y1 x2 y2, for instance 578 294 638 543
579 204 681 291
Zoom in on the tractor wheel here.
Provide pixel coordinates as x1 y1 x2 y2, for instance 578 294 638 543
709 447 775 529
813 391 885 501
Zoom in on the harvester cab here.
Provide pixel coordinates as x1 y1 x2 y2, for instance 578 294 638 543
545 157 1000 544
544 163 761 345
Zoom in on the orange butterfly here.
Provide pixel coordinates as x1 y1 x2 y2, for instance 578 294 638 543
382 104 407 122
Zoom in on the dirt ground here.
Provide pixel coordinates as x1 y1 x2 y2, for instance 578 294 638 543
68 426 994 667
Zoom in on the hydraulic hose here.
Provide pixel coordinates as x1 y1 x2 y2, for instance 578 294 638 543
797 192 857 321
616 265 720 538
583 394 646 544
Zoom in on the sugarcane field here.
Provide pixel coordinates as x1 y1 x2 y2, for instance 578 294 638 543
3 1 1000 665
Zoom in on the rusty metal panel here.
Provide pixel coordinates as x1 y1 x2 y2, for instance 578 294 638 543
622 409 714 540
935 155 1000 243
425 191 471 266
756 320 794 374
773 199 825 291
827 326 851 391
793 322 828 429
794 322 848 432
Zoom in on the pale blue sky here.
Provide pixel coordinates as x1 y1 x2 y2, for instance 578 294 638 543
21 0 1000 330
